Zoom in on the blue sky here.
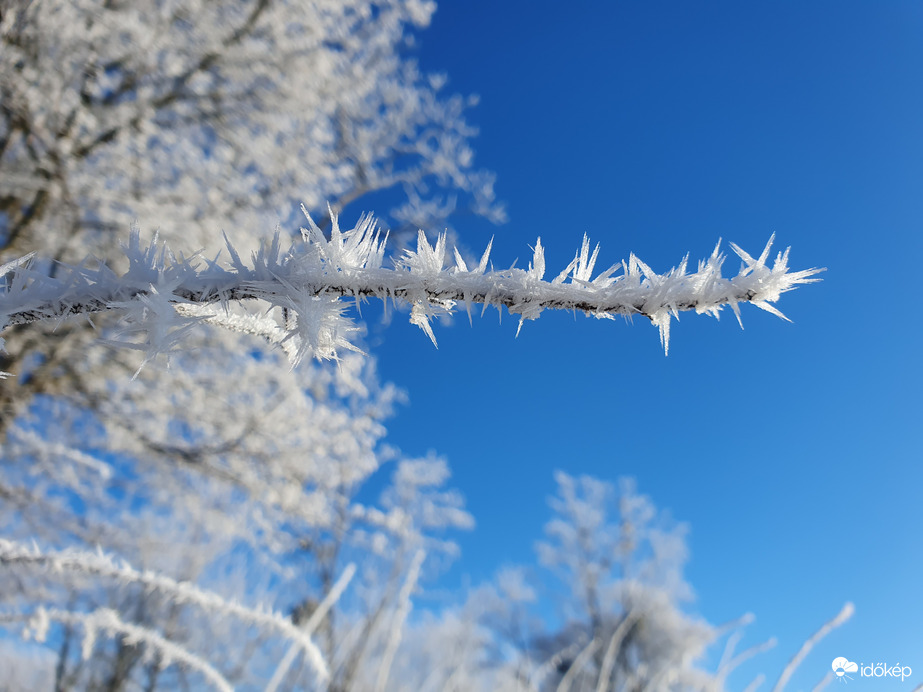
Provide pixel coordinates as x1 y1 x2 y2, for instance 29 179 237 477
366 1 923 688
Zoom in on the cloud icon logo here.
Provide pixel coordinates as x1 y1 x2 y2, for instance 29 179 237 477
832 657 859 679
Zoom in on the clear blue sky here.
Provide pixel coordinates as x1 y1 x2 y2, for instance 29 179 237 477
367 1 923 688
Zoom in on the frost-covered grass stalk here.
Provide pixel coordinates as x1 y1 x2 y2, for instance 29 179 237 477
374 549 426 692
596 611 642 692
264 562 358 692
0 210 822 375
18 607 233 692
0 538 328 677
714 628 778 689
771 602 855 692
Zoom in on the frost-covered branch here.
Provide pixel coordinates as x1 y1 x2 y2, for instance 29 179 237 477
16 607 233 692
0 212 823 373
0 538 328 678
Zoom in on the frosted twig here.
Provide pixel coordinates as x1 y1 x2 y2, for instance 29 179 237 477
0 539 325 673
716 636 778 688
556 636 600 692
529 640 584 691
27 607 232 692
9 427 112 479
811 671 834 691
743 674 766 692
596 611 642 692
374 549 425 692
0 214 823 369
264 562 357 692
771 602 854 692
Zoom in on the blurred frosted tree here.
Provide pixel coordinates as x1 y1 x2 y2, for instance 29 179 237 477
484 472 718 692
390 473 850 692
0 0 503 256
0 344 475 690
529 474 708 687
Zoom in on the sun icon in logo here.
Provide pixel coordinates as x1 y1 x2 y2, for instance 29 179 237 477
832 657 858 683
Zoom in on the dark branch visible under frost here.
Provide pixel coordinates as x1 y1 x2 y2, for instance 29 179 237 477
0 212 824 369
0 264 805 326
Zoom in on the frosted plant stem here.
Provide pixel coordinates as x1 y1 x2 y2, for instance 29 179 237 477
810 671 834 691
771 602 854 692
264 562 356 692
374 549 425 692
37 607 232 692
743 674 766 692
0 539 324 670
715 636 778 688
714 612 756 666
530 641 583 691
595 610 641 692
556 637 600 692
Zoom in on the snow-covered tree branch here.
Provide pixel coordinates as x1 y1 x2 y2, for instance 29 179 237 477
0 211 822 374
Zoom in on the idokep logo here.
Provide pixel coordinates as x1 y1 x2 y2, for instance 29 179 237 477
832 657 858 682
832 657 913 684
